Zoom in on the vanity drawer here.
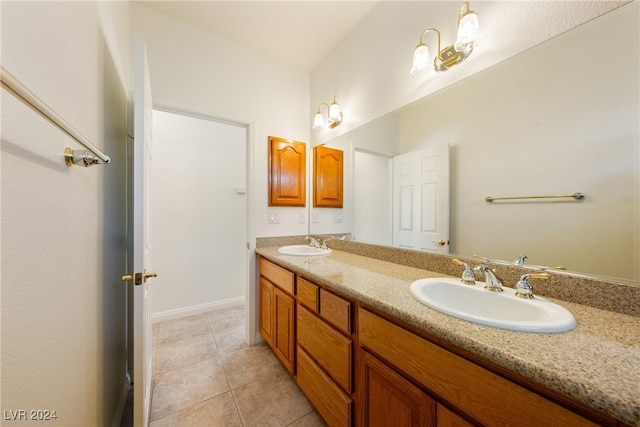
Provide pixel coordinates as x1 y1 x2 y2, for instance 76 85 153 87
297 347 352 427
297 277 319 312
320 289 352 334
297 305 352 392
259 257 294 295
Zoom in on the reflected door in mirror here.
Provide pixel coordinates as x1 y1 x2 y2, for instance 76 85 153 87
393 145 450 254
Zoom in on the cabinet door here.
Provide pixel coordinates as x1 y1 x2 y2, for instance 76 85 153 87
259 277 274 347
274 286 295 374
437 404 474 427
313 145 343 208
269 136 306 206
359 350 436 427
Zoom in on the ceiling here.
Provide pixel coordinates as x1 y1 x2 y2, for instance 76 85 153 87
134 1 629 74
134 1 380 71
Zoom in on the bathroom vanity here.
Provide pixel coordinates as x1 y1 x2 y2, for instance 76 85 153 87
256 242 639 426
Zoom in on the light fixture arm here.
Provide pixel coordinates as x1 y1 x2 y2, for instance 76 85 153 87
315 102 331 115
417 28 442 61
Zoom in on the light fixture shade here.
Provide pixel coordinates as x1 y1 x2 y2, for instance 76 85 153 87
329 99 341 121
455 11 479 54
312 111 324 129
410 43 431 76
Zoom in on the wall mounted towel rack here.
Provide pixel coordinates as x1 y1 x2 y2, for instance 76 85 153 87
485 192 585 203
1 66 110 166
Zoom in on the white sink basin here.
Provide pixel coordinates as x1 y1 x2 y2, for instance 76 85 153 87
278 245 332 256
409 277 576 333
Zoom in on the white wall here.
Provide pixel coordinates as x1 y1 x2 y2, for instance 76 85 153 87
150 110 247 319
310 1 625 146
130 3 310 239
1 2 130 426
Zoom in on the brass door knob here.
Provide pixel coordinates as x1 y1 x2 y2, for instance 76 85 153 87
435 239 446 246
121 274 134 281
143 269 157 283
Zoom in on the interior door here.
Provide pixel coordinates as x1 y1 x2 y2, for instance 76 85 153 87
392 144 450 253
131 39 155 427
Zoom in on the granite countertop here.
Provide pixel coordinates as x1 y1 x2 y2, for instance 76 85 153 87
256 246 640 426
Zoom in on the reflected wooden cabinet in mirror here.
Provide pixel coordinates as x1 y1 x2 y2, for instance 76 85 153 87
314 145 343 208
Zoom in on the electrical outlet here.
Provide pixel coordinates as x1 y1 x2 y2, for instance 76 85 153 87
334 214 343 223
299 212 306 223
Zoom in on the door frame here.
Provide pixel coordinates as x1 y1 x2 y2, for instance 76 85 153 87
150 99 258 345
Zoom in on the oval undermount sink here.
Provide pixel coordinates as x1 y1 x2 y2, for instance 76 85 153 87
278 245 332 256
409 277 576 333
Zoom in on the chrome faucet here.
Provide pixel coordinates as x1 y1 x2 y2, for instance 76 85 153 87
320 237 333 249
452 259 475 284
474 265 503 292
515 272 550 299
305 236 321 248
513 254 528 266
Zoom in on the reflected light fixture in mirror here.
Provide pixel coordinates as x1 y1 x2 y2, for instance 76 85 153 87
313 96 343 129
410 1 480 76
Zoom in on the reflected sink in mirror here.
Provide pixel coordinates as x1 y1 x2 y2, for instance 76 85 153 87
409 277 576 333
278 245 332 256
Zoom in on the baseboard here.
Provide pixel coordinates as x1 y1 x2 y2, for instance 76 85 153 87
254 332 265 344
152 296 246 323
111 374 131 427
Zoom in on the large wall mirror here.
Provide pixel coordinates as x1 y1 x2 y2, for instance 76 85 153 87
309 2 639 283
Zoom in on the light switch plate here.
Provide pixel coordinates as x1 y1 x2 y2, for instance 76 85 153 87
268 212 280 224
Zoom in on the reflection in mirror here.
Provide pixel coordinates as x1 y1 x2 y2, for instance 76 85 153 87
310 3 639 282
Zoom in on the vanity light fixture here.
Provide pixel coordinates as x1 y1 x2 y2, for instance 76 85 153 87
312 96 343 129
410 1 480 76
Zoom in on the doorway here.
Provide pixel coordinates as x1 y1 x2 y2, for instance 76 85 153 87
150 109 248 319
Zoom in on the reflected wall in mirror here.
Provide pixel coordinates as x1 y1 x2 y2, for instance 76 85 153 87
310 3 639 282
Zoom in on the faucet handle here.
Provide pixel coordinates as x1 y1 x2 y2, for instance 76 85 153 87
321 237 333 249
452 259 475 285
513 254 528 266
305 236 321 248
515 272 549 299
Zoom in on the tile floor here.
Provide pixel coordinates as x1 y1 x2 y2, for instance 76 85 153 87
149 305 327 426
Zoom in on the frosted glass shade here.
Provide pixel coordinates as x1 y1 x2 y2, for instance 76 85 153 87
329 102 341 121
454 12 479 54
312 112 324 129
410 43 431 76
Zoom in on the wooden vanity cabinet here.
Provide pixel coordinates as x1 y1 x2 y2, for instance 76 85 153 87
258 257 295 374
296 277 354 427
357 307 604 427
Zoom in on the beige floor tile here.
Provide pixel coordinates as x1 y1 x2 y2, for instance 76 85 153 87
206 305 245 334
150 391 242 427
220 342 284 389
214 324 248 355
157 314 212 345
150 357 230 421
154 332 218 374
233 370 313 427
286 411 328 427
